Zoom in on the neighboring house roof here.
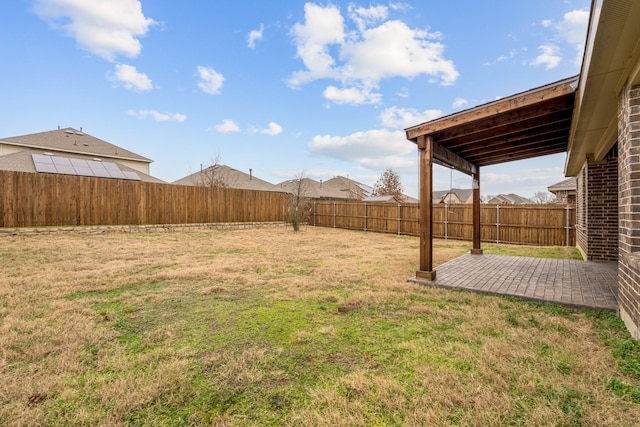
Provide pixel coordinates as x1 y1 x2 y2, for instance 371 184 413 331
488 193 532 204
0 150 165 183
0 127 152 164
323 176 373 199
277 178 347 199
433 188 473 203
173 165 282 192
547 177 577 194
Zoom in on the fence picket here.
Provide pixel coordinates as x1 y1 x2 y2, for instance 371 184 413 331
312 201 575 246
0 170 289 227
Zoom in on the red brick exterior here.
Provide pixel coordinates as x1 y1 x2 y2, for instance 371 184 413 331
618 85 640 339
575 149 618 262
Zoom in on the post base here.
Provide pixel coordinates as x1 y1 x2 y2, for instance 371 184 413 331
416 270 437 281
470 248 483 255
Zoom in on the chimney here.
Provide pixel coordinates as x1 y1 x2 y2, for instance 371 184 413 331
320 179 323 188
249 168 253 180
57 125 60 130
80 127 83 132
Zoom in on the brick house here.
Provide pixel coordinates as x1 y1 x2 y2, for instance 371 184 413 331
547 177 577 204
405 0 640 338
564 0 640 338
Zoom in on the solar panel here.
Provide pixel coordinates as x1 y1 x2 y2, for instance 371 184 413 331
32 154 142 181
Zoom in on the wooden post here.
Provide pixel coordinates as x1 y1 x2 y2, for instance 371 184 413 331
416 135 436 280
471 168 483 255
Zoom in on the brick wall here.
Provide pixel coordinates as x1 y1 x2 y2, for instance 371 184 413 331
618 84 640 339
576 163 587 257
575 149 618 261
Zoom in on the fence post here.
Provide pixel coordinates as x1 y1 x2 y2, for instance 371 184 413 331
496 204 500 244
364 201 367 232
565 205 570 246
332 201 335 228
397 203 401 235
313 200 316 226
444 204 449 240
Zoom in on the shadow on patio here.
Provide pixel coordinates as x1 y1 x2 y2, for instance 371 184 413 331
409 254 618 312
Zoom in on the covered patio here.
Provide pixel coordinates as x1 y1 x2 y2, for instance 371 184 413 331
410 254 618 311
406 76 578 281
403 75 620 310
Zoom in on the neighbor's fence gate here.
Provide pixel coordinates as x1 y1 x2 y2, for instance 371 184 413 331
312 201 576 246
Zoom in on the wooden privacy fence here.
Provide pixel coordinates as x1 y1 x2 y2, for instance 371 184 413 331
312 201 576 246
0 170 290 227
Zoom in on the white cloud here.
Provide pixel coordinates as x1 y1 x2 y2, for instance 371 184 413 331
556 10 589 45
348 4 388 32
531 44 561 70
309 129 416 172
534 9 589 70
257 122 283 136
214 119 240 133
127 109 186 122
288 3 458 105
397 87 410 98
389 2 412 12
452 98 468 109
247 24 264 49
33 0 155 61
323 85 382 105
289 3 345 86
108 64 152 92
197 66 225 95
378 107 442 129
556 9 589 66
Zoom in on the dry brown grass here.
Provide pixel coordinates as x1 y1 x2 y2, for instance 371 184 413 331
0 226 638 426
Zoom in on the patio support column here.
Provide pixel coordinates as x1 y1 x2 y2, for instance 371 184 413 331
471 169 483 255
416 135 436 280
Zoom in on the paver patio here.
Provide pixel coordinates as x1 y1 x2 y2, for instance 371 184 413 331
409 254 618 312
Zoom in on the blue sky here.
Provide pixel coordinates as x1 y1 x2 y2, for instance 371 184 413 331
0 0 590 198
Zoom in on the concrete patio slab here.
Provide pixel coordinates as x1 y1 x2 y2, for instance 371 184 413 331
409 254 618 312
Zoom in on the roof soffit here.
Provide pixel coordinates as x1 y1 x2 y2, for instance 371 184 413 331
566 0 640 175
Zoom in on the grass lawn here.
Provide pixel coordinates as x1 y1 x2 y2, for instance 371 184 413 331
0 226 638 426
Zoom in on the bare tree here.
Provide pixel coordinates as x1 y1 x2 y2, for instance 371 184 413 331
198 153 230 188
532 191 556 204
288 171 310 231
373 168 404 201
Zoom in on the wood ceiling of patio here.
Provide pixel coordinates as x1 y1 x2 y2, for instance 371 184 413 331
405 76 577 168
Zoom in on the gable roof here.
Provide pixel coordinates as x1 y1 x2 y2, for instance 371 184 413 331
0 150 164 183
277 178 347 199
433 188 473 203
323 176 373 199
173 165 283 192
488 193 532 204
0 127 152 163
547 177 577 193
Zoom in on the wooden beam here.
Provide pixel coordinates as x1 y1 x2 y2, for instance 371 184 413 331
471 169 483 255
436 108 573 148
406 76 577 140
416 135 436 281
432 141 476 175
432 141 477 176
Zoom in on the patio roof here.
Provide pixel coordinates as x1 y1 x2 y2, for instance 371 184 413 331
405 76 577 171
405 76 578 282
